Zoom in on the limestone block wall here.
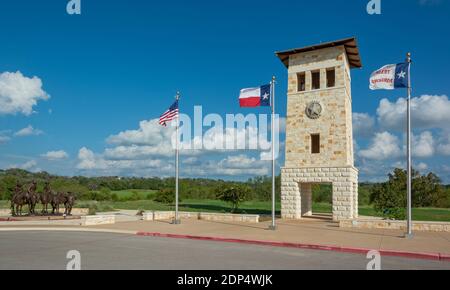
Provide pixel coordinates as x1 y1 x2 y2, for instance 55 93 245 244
281 167 358 221
81 215 116 226
300 183 312 217
143 211 260 224
285 46 354 169
281 45 358 221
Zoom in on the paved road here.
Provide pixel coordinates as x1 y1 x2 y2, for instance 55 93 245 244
0 231 448 270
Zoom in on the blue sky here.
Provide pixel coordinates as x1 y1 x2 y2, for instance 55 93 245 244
1 0 450 182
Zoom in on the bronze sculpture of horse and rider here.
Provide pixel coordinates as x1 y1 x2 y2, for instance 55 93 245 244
10 181 76 217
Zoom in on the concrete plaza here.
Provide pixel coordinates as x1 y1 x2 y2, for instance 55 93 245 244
1 216 449 259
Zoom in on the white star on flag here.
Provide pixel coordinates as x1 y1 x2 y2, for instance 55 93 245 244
397 71 406 79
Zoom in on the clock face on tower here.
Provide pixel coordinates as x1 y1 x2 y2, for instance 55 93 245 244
305 101 322 119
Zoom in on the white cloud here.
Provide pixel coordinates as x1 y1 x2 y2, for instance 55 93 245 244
21 160 37 170
79 116 276 177
437 131 450 156
182 154 270 177
411 131 435 158
0 71 50 115
14 125 43 137
107 119 174 146
105 117 272 159
199 126 265 151
77 147 101 170
76 147 167 175
217 155 270 176
358 131 402 160
182 157 200 166
41 150 69 160
358 130 439 168
377 95 450 131
353 113 375 137
8 160 38 171
104 119 181 160
416 162 428 171
104 145 174 160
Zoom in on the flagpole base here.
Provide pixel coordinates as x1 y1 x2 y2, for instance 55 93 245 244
404 233 414 239
171 219 181 225
268 225 277 231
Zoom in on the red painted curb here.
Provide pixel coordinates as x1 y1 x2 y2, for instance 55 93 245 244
440 254 450 262
136 231 450 262
0 218 18 222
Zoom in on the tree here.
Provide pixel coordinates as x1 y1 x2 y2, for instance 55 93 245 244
153 188 176 204
412 172 444 207
370 168 446 220
216 184 251 213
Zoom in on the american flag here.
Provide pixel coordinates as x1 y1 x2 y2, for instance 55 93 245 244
159 100 179 126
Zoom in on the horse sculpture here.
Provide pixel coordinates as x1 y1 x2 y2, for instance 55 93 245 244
27 181 39 215
51 192 62 215
51 191 74 215
64 192 76 216
10 182 28 216
40 182 53 214
10 181 77 217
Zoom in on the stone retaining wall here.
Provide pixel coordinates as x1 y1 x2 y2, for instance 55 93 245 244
340 219 450 232
81 215 115 226
143 211 259 223
142 211 199 221
199 212 259 223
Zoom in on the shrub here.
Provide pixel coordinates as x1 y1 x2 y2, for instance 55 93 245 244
154 189 176 204
111 193 119 202
312 184 332 203
370 170 408 220
129 191 140 201
369 168 447 219
216 184 251 213
88 205 97 215
84 188 113 201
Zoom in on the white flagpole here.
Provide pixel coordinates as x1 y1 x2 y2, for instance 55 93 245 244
406 53 413 238
269 76 277 231
173 91 181 225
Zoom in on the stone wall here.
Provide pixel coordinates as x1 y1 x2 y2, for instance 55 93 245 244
81 215 115 226
281 166 358 221
285 46 354 168
143 211 260 224
143 211 199 221
281 45 358 221
199 212 259 223
340 219 450 232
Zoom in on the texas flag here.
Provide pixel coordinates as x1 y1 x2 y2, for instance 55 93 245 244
369 63 409 90
239 84 271 107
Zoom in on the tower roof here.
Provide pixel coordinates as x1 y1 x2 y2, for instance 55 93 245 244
275 37 362 69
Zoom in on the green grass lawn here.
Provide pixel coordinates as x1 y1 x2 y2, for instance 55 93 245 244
1 198 449 222
112 189 157 200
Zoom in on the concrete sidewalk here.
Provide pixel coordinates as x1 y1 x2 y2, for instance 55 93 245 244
1 217 449 259
91 218 450 257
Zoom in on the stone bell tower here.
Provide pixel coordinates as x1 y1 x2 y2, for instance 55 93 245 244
276 38 362 221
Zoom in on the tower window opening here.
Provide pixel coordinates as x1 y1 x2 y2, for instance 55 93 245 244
311 71 320 90
297 72 306 92
327 68 336 88
311 134 320 154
